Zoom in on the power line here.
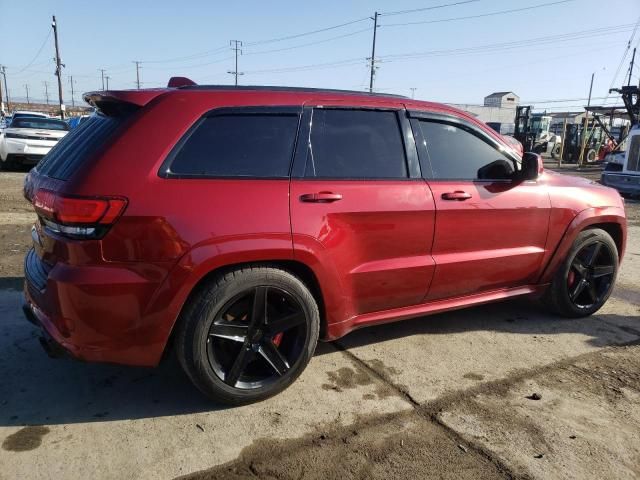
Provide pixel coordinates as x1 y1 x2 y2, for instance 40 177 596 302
142 55 234 71
382 0 575 27
244 27 371 56
242 24 632 78
379 24 635 62
380 0 479 17
140 45 229 64
13 30 52 74
245 16 370 46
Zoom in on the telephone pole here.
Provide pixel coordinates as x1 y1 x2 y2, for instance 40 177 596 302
0 66 9 112
0 66 4 113
228 40 244 86
25 84 30 104
68 76 76 107
410 87 417 99
52 15 65 119
105 75 111 90
99 69 106 90
368 11 379 93
43 81 50 104
133 61 142 89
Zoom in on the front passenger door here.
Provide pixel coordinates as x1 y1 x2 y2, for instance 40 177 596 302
411 114 551 301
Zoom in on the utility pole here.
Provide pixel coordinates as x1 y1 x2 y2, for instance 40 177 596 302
0 66 9 112
409 87 417 99
368 11 379 93
228 40 244 86
578 72 595 167
628 47 636 87
99 69 106 90
133 61 141 89
0 67 9 113
0 66 4 114
43 81 50 104
25 84 30 104
105 75 111 90
52 15 65 119
68 76 75 107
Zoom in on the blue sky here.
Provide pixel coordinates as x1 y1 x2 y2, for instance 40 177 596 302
1 0 639 112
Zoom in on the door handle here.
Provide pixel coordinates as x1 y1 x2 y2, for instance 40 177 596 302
441 191 472 201
300 192 343 203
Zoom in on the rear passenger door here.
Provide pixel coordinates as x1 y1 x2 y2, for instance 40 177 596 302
290 105 436 318
410 111 551 301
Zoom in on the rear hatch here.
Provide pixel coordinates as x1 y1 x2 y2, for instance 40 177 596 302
23 90 167 283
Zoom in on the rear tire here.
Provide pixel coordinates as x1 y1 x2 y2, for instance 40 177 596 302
543 228 618 318
176 266 320 405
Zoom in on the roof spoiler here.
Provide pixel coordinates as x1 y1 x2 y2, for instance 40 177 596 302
168 76 197 88
83 90 168 115
83 77 196 115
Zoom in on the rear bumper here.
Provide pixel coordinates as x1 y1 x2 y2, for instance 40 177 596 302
21 300 69 359
601 172 640 195
23 248 172 367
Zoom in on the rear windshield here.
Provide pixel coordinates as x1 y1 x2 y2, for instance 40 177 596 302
37 114 128 180
11 118 69 131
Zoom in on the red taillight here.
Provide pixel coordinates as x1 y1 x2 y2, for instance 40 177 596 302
33 189 127 231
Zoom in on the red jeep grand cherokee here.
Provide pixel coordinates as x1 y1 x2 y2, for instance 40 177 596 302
22 81 626 404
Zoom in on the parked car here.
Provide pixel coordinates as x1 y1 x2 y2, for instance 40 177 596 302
8 111 49 125
0 117 69 169
22 81 627 405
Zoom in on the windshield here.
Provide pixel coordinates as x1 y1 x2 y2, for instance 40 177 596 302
10 118 70 131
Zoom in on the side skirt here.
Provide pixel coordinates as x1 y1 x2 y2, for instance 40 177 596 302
324 284 548 340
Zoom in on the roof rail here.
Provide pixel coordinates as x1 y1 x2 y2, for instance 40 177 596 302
176 84 408 99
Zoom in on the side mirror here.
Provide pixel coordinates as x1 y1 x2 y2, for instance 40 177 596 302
520 152 543 181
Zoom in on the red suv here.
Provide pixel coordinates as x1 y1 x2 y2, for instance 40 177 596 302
22 80 627 404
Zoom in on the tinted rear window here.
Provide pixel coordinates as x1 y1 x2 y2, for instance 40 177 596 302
305 109 407 179
167 114 299 177
37 115 126 180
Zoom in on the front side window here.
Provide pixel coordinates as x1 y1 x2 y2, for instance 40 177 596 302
169 114 299 177
417 120 516 180
305 109 407 179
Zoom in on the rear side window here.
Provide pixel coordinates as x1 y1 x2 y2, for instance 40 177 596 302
417 120 515 180
37 115 127 180
167 114 299 177
305 109 407 179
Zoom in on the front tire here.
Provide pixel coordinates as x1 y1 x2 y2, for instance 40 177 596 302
544 229 618 318
176 266 320 405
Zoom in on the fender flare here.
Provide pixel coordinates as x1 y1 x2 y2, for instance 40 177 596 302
538 206 626 284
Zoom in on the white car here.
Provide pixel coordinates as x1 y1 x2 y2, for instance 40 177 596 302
0 116 69 169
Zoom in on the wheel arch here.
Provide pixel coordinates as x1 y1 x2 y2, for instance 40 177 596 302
160 259 328 362
539 206 627 284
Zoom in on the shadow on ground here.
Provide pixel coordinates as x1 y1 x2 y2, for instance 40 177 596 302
0 283 638 427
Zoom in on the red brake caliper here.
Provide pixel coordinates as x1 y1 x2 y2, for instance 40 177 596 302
567 269 576 287
272 333 283 347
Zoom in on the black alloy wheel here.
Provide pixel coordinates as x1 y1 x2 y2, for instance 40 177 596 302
207 286 307 389
177 267 320 405
544 228 618 318
566 240 616 310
